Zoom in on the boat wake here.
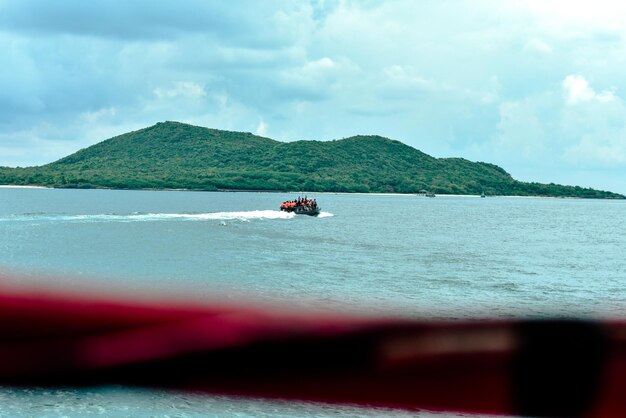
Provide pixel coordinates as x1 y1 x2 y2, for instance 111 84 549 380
2 210 336 224
317 212 334 218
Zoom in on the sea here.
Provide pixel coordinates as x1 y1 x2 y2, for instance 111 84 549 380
1 187 626 417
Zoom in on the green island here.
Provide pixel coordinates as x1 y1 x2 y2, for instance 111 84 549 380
0 121 623 198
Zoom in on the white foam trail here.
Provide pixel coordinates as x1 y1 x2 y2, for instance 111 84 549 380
3 210 297 223
1 210 339 223
152 210 296 221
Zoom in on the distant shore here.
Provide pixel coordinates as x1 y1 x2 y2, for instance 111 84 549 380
289 191 586 199
216 189 583 198
0 185 49 189
1 184 619 199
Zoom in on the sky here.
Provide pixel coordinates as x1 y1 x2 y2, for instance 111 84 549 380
2 0 626 193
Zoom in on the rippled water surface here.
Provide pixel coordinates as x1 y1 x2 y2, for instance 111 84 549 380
1 187 626 416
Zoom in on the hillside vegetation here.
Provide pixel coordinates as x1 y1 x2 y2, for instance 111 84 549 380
0 121 622 198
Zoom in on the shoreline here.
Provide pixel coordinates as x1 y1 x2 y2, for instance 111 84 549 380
1 184 621 200
297 192 588 199
0 185 50 189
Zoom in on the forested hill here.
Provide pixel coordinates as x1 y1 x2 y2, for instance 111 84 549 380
0 121 622 198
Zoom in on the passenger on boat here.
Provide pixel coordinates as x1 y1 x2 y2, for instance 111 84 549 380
280 197 317 211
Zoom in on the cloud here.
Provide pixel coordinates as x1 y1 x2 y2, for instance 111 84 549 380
563 75 596 105
276 57 341 98
1 1 626 192
560 77 626 166
0 0 315 47
524 37 553 55
494 100 548 158
562 75 616 105
505 0 626 40
153 82 206 100
81 107 118 123
0 124 120 166
485 75 626 174
564 135 626 165
380 65 437 97
256 120 269 136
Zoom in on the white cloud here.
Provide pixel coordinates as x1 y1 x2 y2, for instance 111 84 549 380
153 81 206 100
564 135 626 165
562 75 596 105
382 65 434 91
483 74 626 174
560 85 626 166
271 56 353 103
81 107 117 123
562 75 616 106
2 1 626 192
303 57 335 72
255 120 268 136
493 99 549 158
507 1 626 39
0 124 115 166
524 37 553 55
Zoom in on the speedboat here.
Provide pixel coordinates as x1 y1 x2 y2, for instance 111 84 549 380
291 205 321 216
280 197 320 216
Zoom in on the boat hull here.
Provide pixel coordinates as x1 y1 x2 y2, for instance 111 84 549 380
280 207 321 216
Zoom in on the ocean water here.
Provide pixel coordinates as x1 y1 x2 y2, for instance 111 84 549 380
1 187 626 416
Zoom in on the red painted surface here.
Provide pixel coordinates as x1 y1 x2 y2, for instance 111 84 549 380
1 283 625 417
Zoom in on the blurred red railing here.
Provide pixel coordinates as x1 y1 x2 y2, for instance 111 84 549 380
1 280 626 417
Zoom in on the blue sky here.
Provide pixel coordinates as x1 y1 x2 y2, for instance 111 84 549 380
1 0 626 193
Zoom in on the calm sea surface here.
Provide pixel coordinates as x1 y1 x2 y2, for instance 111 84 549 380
1 187 626 417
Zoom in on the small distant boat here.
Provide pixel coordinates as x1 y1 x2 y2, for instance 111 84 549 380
280 197 321 216
417 190 436 198
480 191 486 198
